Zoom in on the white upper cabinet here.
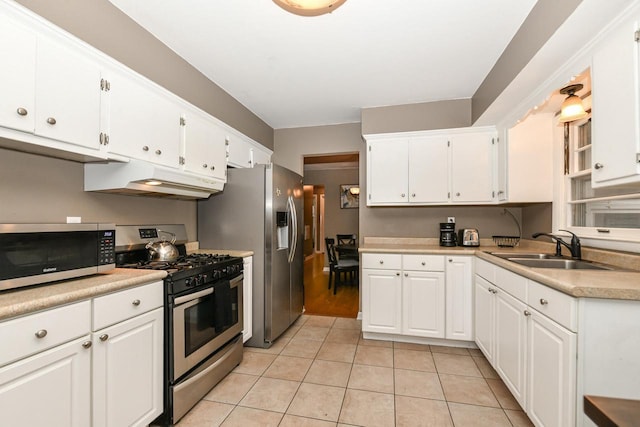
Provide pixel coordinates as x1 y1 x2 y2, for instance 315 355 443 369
367 138 409 204
591 15 640 187
450 130 495 203
103 67 181 168
181 111 227 181
0 9 101 151
0 13 36 133
35 37 101 150
365 127 497 206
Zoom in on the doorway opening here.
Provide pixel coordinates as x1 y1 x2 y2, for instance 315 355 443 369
302 153 359 318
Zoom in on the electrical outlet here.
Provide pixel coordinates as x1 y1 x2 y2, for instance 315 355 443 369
447 217 455 223
66 216 81 223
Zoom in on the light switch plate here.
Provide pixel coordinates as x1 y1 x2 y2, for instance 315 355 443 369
66 216 81 223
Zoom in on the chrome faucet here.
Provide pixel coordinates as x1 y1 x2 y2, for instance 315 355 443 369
532 230 582 259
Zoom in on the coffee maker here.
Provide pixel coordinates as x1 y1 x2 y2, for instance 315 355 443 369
439 222 457 247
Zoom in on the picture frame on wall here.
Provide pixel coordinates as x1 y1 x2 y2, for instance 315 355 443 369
340 184 359 209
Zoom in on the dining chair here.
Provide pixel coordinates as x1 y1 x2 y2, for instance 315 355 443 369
336 234 358 260
325 238 359 294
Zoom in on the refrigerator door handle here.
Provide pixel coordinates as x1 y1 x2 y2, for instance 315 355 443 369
287 195 297 264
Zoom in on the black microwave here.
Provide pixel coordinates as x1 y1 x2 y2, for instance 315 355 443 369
0 223 116 292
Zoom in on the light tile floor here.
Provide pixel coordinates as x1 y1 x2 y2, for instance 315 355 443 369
177 315 534 427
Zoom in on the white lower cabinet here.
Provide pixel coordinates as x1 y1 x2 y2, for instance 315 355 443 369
362 253 464 342
0 335 92 427
445 256 473 340
474 258 577 427
0 281 164 427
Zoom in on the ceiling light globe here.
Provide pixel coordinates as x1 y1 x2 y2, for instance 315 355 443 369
559 94 587 123
273 0 347 16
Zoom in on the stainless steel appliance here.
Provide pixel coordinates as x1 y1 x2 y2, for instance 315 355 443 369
458 228 480 247
198 163 304 348
114 225 243 425
0 223 115 291
439 222 457 247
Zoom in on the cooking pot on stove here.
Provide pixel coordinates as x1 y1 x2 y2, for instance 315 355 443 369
145 229 179 262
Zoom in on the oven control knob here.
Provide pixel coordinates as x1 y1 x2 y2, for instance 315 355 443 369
213 270 221 280
185 277 194 287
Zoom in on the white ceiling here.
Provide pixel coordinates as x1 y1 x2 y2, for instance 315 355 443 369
108 0 537 129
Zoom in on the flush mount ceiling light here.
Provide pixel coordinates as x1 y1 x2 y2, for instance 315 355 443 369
272 0 347 16
558 83 588 123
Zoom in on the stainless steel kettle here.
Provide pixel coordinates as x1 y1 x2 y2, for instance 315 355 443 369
145 229 179 261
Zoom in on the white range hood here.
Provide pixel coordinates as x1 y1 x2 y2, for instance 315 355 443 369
84 160 224 199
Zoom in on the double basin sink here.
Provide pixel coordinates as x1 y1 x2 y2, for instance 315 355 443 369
489 252 617 271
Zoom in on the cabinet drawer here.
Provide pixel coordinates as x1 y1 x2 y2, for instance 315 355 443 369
362 253 402 270
0 300 91 367
93 281 163 330
528 280 577 331
475 258 496 283
403 254 445 271
495 266 527 302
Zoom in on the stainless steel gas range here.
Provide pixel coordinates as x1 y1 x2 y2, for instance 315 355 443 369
115 225 244 425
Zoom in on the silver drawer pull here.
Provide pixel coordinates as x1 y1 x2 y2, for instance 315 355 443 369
524 310 531 317
396 272 400 276
99 334 109 342
142 145 149 151
203 163 208 168
16 107 28 116
132 299 141 306
421 261 426 266
46 117 56 125
379 260 384 264
594 163 604 170
539 298 548 305
404 273 408 277
34 329 47 339
155 149 162 155
82 341 92 349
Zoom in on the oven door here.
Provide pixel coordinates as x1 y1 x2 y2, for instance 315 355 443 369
173 273 243 379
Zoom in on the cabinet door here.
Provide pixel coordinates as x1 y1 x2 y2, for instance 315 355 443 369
474 275 495 363
367 139 409 204
182 111 227 181
408 136 449 203
527 311 577 427
35 36 101 149
450 132 495 203
243 256 253 343
106 68 181 167
362 268 402 334
0 13 36 133
495 289 527 408
251 146 272 166
92 307 163 427
0 336 91 427
402 270 445 338
445 256 473 341
591 19 640 186
227 133 252 168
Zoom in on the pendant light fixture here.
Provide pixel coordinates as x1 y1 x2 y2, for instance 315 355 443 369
558 83 588 123
272 0 347 16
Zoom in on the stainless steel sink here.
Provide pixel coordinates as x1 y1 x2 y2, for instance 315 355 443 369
506 258 615 270
489 252 556 260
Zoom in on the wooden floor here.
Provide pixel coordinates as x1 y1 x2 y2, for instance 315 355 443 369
303 252 359 318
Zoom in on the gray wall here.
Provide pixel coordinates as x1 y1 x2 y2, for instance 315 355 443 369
522 203 553 239
15 0 273 149
0 149 197 239
303 167 359 246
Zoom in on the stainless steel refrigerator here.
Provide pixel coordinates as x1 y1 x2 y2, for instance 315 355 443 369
197 163 304 348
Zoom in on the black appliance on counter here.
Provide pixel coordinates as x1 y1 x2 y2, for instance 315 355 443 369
115 225 244 425
0 223 115 292
440 222 457 247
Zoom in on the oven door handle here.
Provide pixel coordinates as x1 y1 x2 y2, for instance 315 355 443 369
174 287 213 306
229 273 243 289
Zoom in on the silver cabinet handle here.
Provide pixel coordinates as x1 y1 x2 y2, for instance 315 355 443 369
396 272 400 276
46 117 56 125
142 146 149 151
411 193 416 197
132 299 141 306
35 329 47 339
448 259 453 262
379 260 384 264
497 190 505 195
155 149 162 155
82 341 92 349
203 164 208 168
404 273 408 277
401 193 406 198
16 107 28 116
524 310 531 317
421 261 426 266
540 299 548 305
99 334 109 341
594 163 604 170
456 192 461 197
211 165 215 170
